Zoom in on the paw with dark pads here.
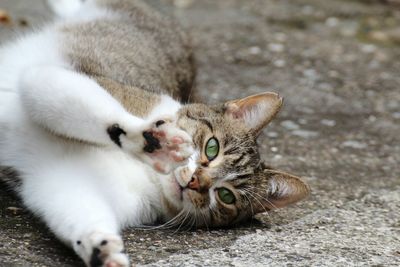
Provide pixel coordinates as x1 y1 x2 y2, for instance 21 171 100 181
76 232 129 267
141 118 194 174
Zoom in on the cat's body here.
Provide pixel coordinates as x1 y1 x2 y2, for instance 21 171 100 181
0 1 310 266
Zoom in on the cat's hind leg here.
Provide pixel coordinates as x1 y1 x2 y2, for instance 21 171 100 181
20 163 129 267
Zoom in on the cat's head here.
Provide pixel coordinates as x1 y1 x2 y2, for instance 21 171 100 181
159 92 310 227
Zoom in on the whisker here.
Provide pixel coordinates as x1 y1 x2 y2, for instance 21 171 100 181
187 214 196 231
187 208 198 231
247 188 279 211
208 204 218 219
146 210 186 230
192 208 199 230
174 208 191 234
239 189 255 219
194 208 199 229
199 209 210 231
183 207 195 232
241 188 271 214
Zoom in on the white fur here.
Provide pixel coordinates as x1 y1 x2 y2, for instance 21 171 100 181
268 178 291 197
239 101 273 131
146 95 182 121
47 0 85 18
0 2 194 266
19 66 144 145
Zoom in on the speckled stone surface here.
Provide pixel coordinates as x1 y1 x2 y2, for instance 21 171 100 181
0 0 399 266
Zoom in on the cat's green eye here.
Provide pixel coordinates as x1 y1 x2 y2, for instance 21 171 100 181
217 187 235 204
205 137 219 161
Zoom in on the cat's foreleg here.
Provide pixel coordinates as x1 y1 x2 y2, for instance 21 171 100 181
18 66 144 148
21 166 129 267
18 66 193 173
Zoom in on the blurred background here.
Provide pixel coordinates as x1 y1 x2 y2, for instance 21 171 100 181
0 0 399 266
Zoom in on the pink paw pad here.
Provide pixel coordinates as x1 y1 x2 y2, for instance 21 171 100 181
171 136 184 145
154 162 166 173
170 151 185 162
153 130 166 138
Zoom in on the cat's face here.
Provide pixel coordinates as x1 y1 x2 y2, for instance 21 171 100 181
159 92 310 228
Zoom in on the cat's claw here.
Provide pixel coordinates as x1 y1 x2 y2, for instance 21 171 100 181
75 232 129 267
142 118 194 174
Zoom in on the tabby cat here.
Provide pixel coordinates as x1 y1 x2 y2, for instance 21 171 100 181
0 0 310 266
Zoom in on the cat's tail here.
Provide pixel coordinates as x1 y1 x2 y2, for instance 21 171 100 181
46 0 86 18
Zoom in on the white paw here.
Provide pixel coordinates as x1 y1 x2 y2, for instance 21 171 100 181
74 232 129 267
114 116 194 174
141 118 194 174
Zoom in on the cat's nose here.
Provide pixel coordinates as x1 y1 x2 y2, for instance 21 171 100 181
187 170 211 192
187 176 200 191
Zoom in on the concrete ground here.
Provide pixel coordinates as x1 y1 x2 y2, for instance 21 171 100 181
0 0 399 266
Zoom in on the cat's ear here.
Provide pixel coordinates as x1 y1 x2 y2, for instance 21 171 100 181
251 169 310 214
224 92 283 135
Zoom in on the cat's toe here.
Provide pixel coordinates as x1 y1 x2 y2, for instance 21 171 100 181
170 150 185 162
104 253 129 267
169 143 194 163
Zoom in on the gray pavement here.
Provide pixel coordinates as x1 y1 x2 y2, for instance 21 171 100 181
0 0 399 266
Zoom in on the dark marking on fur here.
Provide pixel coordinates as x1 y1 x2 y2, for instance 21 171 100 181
186 112 213 132
155 120 165 127
89 248 103 267
199 118 213 132
143 131 161 153
224 145 239 155
232 154 245 165
107 124 126 147
201 161 209 167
